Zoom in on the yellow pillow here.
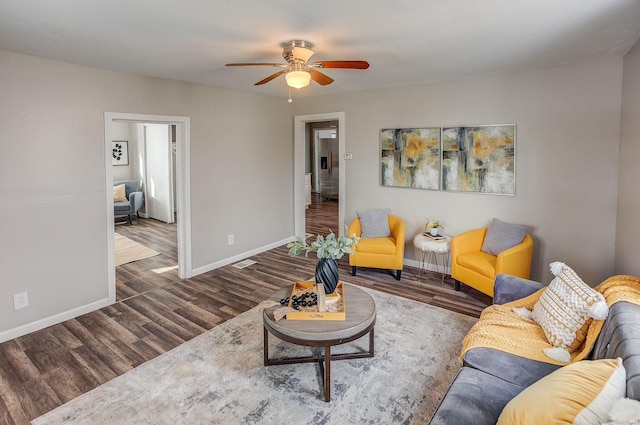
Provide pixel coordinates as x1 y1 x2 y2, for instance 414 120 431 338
497 358 626 425
113 184 127 203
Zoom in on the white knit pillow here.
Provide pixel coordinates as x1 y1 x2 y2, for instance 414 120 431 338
531 262 608 363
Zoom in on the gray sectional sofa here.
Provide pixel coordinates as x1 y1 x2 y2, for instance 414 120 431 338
429 273 640 425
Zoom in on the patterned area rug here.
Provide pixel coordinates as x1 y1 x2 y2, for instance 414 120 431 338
32 287 477 425
114 233 160 266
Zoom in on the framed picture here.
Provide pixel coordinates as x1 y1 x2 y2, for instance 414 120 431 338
380 128 441 190
112 141 129 166
441 124 516 195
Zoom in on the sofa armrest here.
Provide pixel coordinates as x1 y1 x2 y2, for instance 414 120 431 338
451 228 487 256
348 218 362 238
493 274 544 305
496 234 533 278
389 215 406 254
129 191 144 213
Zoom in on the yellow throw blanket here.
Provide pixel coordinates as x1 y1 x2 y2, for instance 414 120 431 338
460 275 640 365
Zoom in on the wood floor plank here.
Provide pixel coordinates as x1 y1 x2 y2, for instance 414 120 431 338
68 345 120 384
0 377 36 425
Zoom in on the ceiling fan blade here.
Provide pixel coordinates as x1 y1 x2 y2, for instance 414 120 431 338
255 70 287 85
309 70 334 86
225 63 288 68
311 60 370 70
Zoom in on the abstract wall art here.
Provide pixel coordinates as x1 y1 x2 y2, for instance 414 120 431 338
441 124 516 195
380 127 441 190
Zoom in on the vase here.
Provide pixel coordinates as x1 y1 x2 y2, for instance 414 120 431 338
315 258 339 294
430 227 439 236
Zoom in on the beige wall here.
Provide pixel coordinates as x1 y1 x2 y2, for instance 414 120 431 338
0 49 293 338
616 40 640 276
293 58 623 286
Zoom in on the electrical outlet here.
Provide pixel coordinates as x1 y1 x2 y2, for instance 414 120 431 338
228 234 235 245
13 292 28 310
344 152 353 160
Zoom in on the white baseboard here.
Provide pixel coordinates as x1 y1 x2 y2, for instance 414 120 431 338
191 236 295 277
404 258 451 275
0 298 111 343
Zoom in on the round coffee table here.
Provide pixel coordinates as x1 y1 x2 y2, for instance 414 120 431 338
263 282 376 402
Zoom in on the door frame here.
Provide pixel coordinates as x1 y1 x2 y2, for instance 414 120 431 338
294 112 346 237
104 112 192 304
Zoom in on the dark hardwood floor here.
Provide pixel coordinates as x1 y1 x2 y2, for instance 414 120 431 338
305 192 339 236
0 194 491 425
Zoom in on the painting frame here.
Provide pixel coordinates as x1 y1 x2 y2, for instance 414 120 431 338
112 141 129 166
441 124 516 196
380 127 441 190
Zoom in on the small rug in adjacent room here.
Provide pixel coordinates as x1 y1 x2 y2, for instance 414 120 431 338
31 287 477 425
114 233 160 266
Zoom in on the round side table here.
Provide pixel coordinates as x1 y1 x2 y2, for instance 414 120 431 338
413 233 451 284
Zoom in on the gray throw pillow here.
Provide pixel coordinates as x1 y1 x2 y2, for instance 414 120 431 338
357 209 391 238
481 218 528 255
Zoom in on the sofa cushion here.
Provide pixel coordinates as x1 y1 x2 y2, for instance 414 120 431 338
355 236 396 255
497 358 626 425
481 218 527 256
113 184 127 203
114 202 131 214
531 262 608 363
456 252 497 278
357 209 391 238
429 367 525 425
463 347 561 389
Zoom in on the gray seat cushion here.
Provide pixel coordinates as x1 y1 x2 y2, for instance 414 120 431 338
114 201 131 214
429 367 525 425
463 348 561 388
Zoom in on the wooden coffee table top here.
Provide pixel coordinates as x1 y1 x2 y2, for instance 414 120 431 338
263 282 376 343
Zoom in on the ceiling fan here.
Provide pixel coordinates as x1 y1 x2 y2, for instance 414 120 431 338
225 40 369 89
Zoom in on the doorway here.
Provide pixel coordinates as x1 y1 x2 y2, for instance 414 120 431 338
305 122 339 236
294 112 346 238
104 112 192 305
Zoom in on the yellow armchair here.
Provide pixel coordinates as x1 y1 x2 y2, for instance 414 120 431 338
348 214 406 280
451 228 533 297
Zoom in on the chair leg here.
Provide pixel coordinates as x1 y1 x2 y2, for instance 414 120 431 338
395 270 401 281
455 280 461 291
352 266 357 276
127 215 132 225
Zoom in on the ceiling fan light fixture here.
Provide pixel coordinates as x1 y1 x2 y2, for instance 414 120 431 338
285 70 311 89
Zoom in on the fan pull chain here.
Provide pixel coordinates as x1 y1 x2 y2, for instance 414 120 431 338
288 86 293 103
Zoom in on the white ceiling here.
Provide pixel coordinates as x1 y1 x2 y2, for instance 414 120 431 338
1 0 639 98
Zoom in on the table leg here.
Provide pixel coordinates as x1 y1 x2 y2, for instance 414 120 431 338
418 250 427 281
263 327 269 366
369 327 375 356
426 251 436 279
441 251 449 284
325 345 331 402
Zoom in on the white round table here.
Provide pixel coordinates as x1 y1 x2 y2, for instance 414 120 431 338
413 233 451 284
